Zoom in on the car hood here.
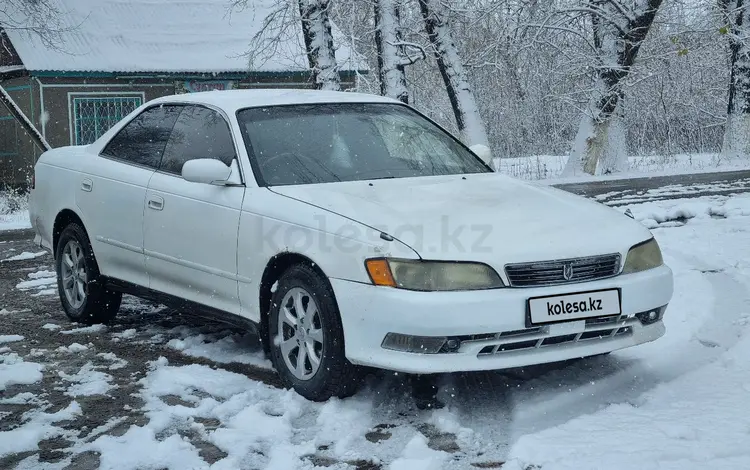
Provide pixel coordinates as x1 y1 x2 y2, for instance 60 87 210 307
269 173 653 265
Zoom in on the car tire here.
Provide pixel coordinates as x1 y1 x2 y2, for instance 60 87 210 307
268 264 361 401
55 222 122 325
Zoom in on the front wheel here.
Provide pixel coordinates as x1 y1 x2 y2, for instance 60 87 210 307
268 264 361 401
55 222 122 325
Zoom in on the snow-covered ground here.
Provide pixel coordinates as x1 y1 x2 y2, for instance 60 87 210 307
2 189 750 469
0 189 30 231
494 152 750 181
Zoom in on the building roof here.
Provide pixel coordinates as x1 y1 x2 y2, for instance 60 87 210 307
3 0 367 74
150 89 400 111
0 65 25 74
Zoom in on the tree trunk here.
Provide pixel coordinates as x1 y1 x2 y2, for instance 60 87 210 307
418 0 491 154
375 0 409 103
720 0 750 159
562 0 663 176
298 0 341 91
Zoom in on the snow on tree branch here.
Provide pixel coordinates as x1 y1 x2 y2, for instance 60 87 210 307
299 0 341 91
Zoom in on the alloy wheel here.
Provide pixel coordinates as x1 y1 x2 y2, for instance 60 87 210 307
277 287 324 380
61 239 87 309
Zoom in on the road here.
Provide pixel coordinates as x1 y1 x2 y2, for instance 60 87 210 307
553 168 750 205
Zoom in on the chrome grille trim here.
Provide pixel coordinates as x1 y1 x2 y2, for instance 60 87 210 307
504 253 621 287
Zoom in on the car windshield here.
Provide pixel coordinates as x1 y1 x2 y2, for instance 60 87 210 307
236 103 490 186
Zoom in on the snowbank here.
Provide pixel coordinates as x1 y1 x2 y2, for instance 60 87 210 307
0 190 30 231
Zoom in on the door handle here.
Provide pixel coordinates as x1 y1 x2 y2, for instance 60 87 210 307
147 196 164 211
81 179 93 192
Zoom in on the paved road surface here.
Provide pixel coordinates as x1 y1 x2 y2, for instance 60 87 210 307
553 168 750 205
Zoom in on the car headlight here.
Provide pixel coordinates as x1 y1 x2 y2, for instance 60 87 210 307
622 238 663 274
365 258 504 291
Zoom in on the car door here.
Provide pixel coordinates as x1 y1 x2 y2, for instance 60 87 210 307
76 105 182 287
143 105 245 315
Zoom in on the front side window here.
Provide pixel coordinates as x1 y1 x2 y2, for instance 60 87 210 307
160 105 236 175
236 103 490 186
101 105 182 168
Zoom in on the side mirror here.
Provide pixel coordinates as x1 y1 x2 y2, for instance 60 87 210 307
469 144 492 165
182 159 232 185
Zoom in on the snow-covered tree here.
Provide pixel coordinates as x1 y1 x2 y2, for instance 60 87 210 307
374 0 424 103
299 0 341 91
719 0 750 159
562 0 664 176
417 0 491 154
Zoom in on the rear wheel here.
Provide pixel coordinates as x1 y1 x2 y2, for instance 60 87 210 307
268 264 361 401
55 223 121 325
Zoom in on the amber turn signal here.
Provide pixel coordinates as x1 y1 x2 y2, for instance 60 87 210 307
365 258 397 287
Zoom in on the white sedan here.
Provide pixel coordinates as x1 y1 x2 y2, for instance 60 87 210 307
29 89 673 401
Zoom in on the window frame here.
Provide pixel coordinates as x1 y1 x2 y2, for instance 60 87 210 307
234 101 493 188
156 104 241 181
68 92 145 146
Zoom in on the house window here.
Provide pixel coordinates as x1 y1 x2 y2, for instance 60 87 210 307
0 115 18 159
72 96 143 145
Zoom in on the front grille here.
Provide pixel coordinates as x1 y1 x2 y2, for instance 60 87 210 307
504 253 621 287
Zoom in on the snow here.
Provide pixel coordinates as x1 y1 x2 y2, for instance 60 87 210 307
42 323 62 331
165 326 272 369
499 152 750 182
112 328 137 339
300 0 341 91
57 343 89 353
1 250 45 262
0 335 24 344
421 0 490 151
16 269 57 292
376 0 410 103
0 402 81 459
97 352 128 370
390 434 448 470
61 324 108 335
87 426 205 470
0 210 31 231
4 0 365 74
0 352 44 391
59 362 113 397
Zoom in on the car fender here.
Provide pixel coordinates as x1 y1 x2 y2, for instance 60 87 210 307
237 188 418 322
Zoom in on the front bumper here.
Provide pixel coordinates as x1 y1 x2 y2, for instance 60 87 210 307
331 264 673 374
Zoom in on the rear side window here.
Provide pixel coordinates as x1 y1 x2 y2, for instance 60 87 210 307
101 105 182 168
160 105 236 175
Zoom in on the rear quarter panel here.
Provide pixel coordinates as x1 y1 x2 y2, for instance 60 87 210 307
30 146 96 255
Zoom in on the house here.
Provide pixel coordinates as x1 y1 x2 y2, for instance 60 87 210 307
0 0 366 188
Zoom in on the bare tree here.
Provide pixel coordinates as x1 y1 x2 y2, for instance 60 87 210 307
1 0 66 49
299 0 341 91
562 0 664 176
418 0 491 156
374 0 424 103
719 0 750 159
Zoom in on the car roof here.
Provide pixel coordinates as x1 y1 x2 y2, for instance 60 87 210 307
148 89 402 112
